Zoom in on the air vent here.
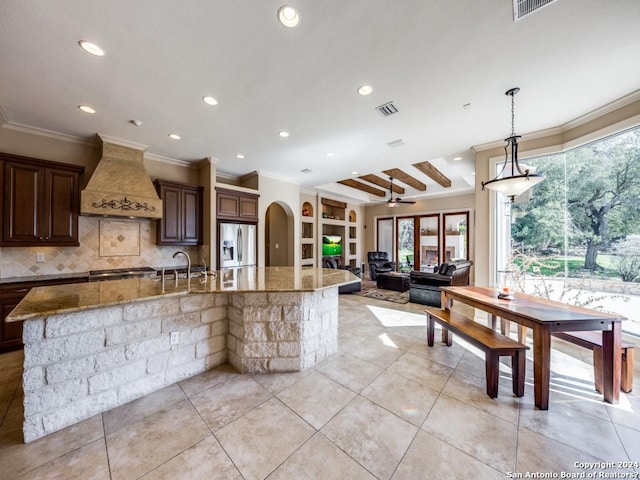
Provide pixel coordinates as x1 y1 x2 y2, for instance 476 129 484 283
513 0 556 20
387 139 405 148
376 101 398 117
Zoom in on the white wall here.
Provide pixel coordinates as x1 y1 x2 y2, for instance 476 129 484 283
256 174 300 267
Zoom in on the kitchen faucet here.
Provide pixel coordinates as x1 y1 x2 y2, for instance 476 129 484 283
172 250 191 279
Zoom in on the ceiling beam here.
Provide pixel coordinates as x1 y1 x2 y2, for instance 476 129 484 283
358 174 404 194
337 179 386 197
382 168 427 191
412 161 452 188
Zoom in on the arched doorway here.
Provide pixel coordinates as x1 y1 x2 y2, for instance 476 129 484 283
265 202 294 266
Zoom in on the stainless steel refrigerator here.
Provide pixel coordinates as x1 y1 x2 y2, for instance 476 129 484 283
219 223 257 268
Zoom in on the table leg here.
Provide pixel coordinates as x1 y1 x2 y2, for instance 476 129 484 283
601 323 621 404
441 292 452 343
490 314 498 330
532 327 551 410
500 318 509 335
442 291 452 310
517 325 527 344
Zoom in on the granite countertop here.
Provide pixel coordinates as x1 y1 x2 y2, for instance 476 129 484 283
7 267 360 322
0 272 89 286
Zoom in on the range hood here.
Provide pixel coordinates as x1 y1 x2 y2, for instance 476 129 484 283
81 135 162 219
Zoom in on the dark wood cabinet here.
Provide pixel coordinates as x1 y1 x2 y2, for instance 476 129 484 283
215 187 259 222
1 153 83 246
154 179 203 246
0 276 88 352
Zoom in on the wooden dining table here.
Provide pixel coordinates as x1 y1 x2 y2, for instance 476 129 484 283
440 286 624 410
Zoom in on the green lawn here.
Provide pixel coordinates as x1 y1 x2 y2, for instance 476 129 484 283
513 255 620 279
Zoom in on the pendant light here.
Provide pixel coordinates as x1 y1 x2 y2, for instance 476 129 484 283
482 88 545 201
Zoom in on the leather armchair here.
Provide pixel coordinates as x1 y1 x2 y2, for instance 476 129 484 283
367 251 397 280
409 260 473 306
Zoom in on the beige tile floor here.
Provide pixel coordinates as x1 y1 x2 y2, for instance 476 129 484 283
0 294 639 479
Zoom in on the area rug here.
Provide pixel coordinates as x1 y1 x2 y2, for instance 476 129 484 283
351 280 410 304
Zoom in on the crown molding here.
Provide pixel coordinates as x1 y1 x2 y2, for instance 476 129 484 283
1 119 96 147
97 133 148 151
144 152 193 168
563 88 640 130
473 89 640 153
255 169 300 186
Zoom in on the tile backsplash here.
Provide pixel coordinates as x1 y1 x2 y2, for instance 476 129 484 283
0 217 202 279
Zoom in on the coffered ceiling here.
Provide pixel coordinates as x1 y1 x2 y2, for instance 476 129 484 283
1 0 639 205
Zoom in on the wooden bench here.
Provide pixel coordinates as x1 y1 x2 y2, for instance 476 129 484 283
425 307 529 399
552 331 634 393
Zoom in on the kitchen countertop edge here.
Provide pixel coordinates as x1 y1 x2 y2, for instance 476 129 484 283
6 267 360 322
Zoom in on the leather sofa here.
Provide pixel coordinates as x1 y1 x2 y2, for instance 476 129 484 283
322 256 362 293
367 251 397 280
409 260 473 306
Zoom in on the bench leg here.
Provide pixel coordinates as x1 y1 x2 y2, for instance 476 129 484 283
621 348 633 393
512 351 525 397
485 351 499 399
594 346 633 393
427 314 435 347
593 346 603 393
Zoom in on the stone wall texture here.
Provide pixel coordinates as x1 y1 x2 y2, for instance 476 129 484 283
22 293 229 442
21 288 340 442
227 288 339 374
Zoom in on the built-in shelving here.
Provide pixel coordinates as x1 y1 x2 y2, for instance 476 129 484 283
299 195 361 271
301 201 315 266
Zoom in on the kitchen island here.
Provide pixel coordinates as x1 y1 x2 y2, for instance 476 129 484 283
7 266 359 442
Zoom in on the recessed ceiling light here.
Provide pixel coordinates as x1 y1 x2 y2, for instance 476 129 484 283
168 133 181 140
78 105 96 114
326 153 334 157
453 156 462 161
277 5 299 27
236 154 245 159
278 131 290 138
203 96 218 106
352 171 359 175
78 40 104 57
357 84 373 96
470 172 476 176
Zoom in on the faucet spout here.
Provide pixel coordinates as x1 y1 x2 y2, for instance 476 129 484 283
172 250 191 279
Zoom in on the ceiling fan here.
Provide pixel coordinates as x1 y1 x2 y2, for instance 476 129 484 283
386 177 416 207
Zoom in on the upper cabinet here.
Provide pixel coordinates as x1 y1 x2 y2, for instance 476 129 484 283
154 179 203 246
1 153 84 247
215 187 259 223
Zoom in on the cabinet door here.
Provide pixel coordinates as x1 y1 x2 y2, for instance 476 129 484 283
3 161 44 243
0 290 29 353
239 196 258 220
217 193 240 218
44 167 80 244
181 187 202 245
157 183 182 244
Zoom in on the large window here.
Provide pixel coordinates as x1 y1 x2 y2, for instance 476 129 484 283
496 126 640 335
376 211 470 272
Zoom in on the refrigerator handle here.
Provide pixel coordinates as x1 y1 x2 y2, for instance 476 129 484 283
237 226 243 263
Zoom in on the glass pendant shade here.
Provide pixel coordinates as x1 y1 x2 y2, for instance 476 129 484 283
482 173 545 198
